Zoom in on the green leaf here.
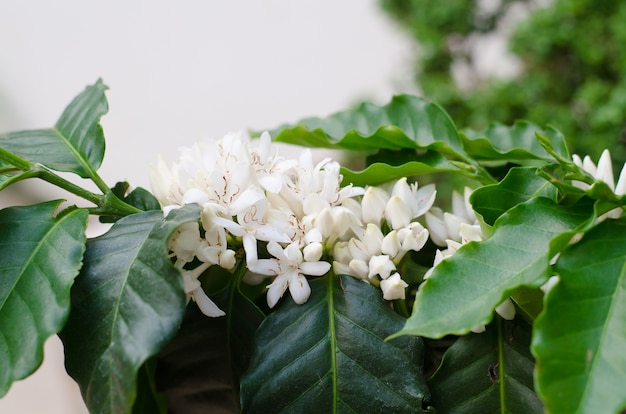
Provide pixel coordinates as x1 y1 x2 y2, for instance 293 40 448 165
429 317 542 413
532 218 626 413
240 274 433 413
156 306 240 413
267 94 465 158
462 121 569 162
60 205 200 414
132 359 167 414
393 197 595 339
100 182 161 223
0 80 108 178
471 167 556 226
0 201 87 396
156 272 266 413
341 150 460 186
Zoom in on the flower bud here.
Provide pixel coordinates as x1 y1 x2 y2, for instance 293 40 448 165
380 273 408 300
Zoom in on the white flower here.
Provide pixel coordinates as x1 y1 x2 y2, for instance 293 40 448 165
573 149 626 219
367 255 396 281
361 186 389 225
380 273 409 300
425 187 477 246
255 241 331 308
180 263 225 317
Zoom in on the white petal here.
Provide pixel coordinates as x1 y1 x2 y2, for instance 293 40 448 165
368 255 396 280
361 186 389 225
595 149 615 190
381 231 400 258
385 196 412 230
460 223 483 243
615 162 626 196
348 259 369 280
163 205 181 217
300 261 331 276
303 242 323 262
288 273 312 304
413 184 437 218
582 155 597 176
495 298 516 320
182 188 209 205
266 275 289 308
443 212 467 242
425 209 447 246
471 325 486 333
191 287 225 317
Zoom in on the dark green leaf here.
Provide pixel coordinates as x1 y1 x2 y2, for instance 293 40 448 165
393 197 595 339
0 80 108 178
0 201 87 396
471 167 556 226
156 273 266 414
156 306 239 414
429 317 542 413
60 205 201 414
133 359 167 414
240 274 432 413
462 121 569 162
267 94 465 158
533 218 626 413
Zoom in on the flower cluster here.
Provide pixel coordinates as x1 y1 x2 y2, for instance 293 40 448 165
150 132 437 316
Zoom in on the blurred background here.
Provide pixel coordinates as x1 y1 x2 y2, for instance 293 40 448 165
2 0 625 412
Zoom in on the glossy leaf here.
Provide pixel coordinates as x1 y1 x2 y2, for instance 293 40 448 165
471 167 556 226
0 80 107 178
462 121 568 161
0 201 87 396
341 151 460 186
393 197 595 339
60 205 200 414
156 306 239 414
268 94 465 158
429 317 542 413
132 359 167 414
533 218 626 413
156 276 266 413
240 274 433 413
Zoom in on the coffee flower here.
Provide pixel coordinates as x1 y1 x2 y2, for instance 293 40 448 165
152 131 371 315
572 149 626 219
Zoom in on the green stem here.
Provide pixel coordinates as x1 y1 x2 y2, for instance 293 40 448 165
0 147 32 170
33 165 102 205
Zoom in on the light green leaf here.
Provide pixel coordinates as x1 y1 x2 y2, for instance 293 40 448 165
240 274 433 413
393 197 595 339
0 201 87 396
429 317 542 413
341 150 460 186
267 94 465 158
533 218 626 413
60 205 200 414
462 121 569 162
0 79 108 178
471 167 556 226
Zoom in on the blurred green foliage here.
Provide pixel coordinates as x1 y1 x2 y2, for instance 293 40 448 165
380 0 626 163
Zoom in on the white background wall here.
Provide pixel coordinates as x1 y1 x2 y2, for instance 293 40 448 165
0 1 414 412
